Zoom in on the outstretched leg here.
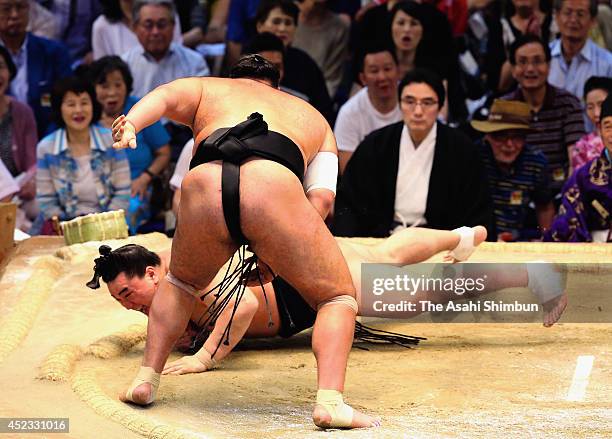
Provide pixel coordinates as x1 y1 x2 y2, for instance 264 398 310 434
337 228 566 326
371 226 488 265
337 226 487 307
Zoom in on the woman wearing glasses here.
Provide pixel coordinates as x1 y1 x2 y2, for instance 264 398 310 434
333 68 493 239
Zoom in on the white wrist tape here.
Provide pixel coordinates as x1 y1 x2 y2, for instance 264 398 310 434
194 347 218 370
303 152 338 194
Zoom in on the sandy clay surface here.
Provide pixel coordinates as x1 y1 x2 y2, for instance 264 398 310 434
0 235 610 438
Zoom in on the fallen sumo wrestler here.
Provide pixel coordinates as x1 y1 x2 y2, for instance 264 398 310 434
86 224 568 376
109 55 567 429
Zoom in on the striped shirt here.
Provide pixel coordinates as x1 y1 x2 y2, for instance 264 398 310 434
504 84 585 194
36 125 131 220
479 141 552 240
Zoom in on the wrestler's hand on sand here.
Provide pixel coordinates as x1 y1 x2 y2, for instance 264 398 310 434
243 257 276 286
112 114 137 149
162 355 210 375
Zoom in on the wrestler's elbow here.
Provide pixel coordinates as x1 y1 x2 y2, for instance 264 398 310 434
307 189 335 219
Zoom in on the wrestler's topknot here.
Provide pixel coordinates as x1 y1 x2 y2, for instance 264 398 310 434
86 244 161 289
229 54 280 88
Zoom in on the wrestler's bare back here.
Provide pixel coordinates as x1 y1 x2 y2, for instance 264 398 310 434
166 77 335 167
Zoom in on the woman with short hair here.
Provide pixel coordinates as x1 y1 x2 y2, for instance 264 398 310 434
90 56 171 233
35 76 131 234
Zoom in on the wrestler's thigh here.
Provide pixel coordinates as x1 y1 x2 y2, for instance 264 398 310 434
170 163 238 289
335 240 368 306
240 161 354 308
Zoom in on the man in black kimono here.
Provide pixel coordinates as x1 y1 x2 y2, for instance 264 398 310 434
333 68 493 238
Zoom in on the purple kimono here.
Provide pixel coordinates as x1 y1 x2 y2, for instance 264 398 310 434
545 149 612 242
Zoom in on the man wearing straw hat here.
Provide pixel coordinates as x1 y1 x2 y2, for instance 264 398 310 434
472 99 555 241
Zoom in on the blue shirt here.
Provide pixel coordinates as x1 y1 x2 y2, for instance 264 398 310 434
123 95 170 180
51 0 102 62
36 125 131 220
121 43 210 98
226 0 260 44
549 39 612 101
3 34 28 103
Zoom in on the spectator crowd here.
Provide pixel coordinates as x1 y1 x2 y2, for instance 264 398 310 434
0 0 611 243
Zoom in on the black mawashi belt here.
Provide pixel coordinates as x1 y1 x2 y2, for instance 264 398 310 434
189 112 304 245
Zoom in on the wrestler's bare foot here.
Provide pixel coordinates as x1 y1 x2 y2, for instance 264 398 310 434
119 382 154 406
443 226 488 263
312 404 381 429
542 292 568 327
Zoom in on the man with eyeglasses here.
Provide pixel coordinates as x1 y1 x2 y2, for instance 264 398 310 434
121 0 209 160
472 99 555 241
0 0 71 137
548 0 612 105
121 0 209 99
333 68 493 238
504 34 585 202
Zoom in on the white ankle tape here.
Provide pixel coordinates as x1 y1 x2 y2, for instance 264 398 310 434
316 389 354 428
125 366 160 405
194 348 218 370
166 271 199 297
449 226 475 261
317 294 358 313
526 262 565 304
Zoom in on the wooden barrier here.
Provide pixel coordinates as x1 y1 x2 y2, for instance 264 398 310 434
0 203 16 263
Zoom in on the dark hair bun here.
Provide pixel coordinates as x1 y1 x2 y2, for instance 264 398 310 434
99 245 112 257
